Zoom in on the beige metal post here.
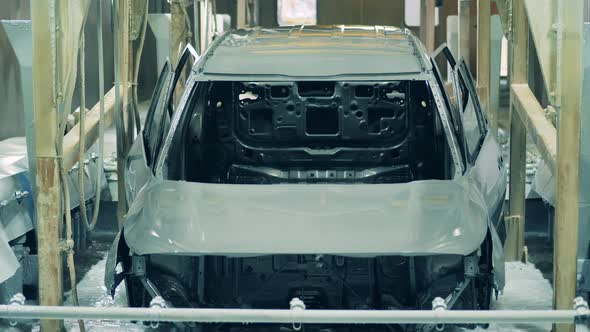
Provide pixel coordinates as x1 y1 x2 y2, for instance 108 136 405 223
200 0 210 51
31 1 63 331
116 0 130 226
505 0 528 262
458 0 471 65
476 0 492 128
420 0 436 53
237 0 248 28
170 0 185 67
553 1 583 332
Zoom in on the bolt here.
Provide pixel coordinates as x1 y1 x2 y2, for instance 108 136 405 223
290 297 306 311
574 297 589 315
149 296 167 328
14 190 29 202
9 293 25 326
432 297 447 332
432 297 447 311
290 297 305 331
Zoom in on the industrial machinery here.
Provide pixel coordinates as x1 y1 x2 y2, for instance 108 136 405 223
0 137 105 303
105 25 507 331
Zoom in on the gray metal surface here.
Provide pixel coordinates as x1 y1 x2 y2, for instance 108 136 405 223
0 137 107 285
123 176 488 257
199 26 425 79
0 20 32 142
107 26 507 297
109 135 506 291
0 137 29 180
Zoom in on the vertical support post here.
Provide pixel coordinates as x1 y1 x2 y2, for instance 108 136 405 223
458 0 471 65
477 0 492 128
506 0 528 262
122 0 133 147
199 0 209 51
554 1 583 332
113 0 129 226
193 0 200 53
170 0 185 67
236 0 248 28
31 1 63 331
420 0 436 53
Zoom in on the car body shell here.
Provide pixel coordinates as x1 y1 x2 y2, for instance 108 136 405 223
105 25 507 294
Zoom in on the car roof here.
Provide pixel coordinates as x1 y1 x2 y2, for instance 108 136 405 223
198 25 428 80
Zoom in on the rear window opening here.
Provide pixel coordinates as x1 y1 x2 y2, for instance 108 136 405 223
173 80 454 185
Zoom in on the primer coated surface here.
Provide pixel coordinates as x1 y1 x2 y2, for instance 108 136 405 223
201 26 424 78
123 177 488 256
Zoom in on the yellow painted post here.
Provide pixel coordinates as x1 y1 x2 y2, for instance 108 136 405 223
505 0 528 262
477 0 492 128
116 0 130 226
31 1 62 330
553 1 583 331
420 0 436 53
170 0 185 67
458 0 471 65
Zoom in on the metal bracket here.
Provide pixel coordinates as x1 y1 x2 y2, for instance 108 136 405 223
131 255 146 277
464 255 479 277
504 214 521 223
574 297 590 324
8 293 25 327
290 297 306 331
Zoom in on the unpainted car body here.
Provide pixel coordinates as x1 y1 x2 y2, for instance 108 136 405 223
105 25 507 332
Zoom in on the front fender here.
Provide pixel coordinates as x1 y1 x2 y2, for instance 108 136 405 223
104 230 129 297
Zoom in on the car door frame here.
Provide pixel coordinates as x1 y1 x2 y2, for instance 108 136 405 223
430 44 468 173
154 45 200 178
456 59 488 164
143 60 174 168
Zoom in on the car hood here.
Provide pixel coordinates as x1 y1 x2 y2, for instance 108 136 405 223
123 176 489 257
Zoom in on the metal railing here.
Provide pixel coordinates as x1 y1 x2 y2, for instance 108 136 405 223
1 295 589 329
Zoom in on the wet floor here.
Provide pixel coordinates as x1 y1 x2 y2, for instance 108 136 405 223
7 249 554 332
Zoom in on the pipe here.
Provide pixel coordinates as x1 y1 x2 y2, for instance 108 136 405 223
81 0 106 232
0 306 588 325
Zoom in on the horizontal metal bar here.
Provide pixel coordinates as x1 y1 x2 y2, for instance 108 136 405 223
0 305 585 325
